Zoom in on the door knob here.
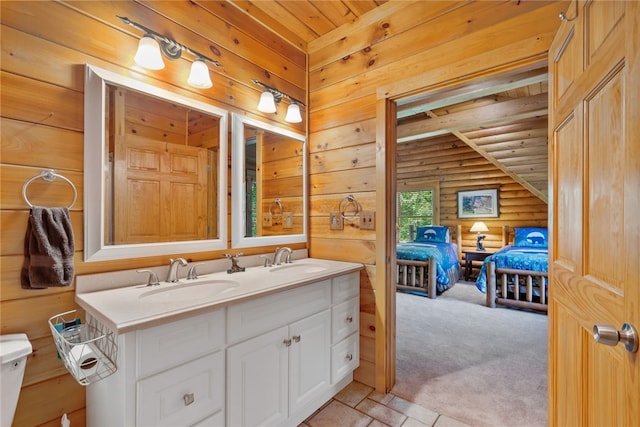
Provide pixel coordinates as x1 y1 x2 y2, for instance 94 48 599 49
593 323 638 353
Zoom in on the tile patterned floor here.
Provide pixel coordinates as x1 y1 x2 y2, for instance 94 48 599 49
300 381 472 427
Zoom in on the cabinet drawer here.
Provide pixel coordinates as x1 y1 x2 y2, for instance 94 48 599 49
137 351 224 427
137 309 225 378
227 280 331 344
331 333 359 384
332 272 359 304
331 296 359 344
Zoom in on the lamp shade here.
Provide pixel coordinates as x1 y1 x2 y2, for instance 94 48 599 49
257 91 277 113
187 59 213 89
134 35 165 70
470 221 489 233
285 103 302 123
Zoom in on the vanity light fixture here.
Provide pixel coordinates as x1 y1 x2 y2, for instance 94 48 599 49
133 35 164 70
117 15 221 89
284 103 302 123
252 79 305 123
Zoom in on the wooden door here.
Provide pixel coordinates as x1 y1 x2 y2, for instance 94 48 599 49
113 134 208 244
548 1 639 425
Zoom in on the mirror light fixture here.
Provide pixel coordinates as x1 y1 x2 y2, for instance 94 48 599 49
470 221 489 251
252 79 305 123
117 16 221 89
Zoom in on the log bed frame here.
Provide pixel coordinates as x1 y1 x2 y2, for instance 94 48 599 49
485 226 548 312
395 225 462 299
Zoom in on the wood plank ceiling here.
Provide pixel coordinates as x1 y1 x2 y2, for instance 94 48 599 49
228 0 549 203
396 66 549 202
226 0 388 48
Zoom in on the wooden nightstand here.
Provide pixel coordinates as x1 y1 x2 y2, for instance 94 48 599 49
463 250 494 281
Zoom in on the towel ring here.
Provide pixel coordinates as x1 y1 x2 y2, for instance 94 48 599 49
22 169 78 209
269 199 283 217
339 195 360 220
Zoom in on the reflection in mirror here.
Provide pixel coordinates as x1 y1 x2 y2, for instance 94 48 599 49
84 65 228 261
231 113 306 248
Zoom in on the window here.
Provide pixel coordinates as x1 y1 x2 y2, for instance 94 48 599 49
397 185 438 242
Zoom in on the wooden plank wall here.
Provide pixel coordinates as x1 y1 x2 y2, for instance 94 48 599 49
0 2 305 425
398 134 548 253
307 1 565 388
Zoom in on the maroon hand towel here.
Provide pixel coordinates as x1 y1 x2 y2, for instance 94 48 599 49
21 207 75 289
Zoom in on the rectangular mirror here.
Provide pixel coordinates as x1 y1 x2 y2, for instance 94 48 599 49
231 113 306 248
84 65 228 261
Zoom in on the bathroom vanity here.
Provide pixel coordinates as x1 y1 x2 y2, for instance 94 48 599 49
75 257 361 427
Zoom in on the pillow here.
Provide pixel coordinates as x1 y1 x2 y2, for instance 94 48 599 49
514 227 548 248
415 226 449 243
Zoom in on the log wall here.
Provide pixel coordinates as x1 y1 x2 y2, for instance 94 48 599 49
1 2 305 425
398 134 548 253
307 1 564 388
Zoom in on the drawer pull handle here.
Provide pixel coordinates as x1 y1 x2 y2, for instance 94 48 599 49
345 353 353 361
284 338 292 347
183 393 195 406
346 316 353 323
293 335 301 343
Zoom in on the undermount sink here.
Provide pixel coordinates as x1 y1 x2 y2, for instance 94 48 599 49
139 279 240 303
269 261 328 274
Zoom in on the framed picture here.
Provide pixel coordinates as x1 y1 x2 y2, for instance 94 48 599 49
457 189 499 218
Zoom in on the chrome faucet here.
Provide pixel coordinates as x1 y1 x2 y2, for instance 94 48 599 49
166 258 188 283
225 253 245 274
273 247 292 265
137 269 160 286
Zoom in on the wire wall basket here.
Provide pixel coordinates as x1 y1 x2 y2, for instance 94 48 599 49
48 310 118 386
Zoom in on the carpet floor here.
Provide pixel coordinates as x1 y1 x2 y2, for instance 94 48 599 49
392 282 548 427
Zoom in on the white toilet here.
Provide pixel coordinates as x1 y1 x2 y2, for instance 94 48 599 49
1 334 32 427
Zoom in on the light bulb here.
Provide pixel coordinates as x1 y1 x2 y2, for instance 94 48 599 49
257 91 277 113
134 35 164 70
187 59 213 89
285 103 302 123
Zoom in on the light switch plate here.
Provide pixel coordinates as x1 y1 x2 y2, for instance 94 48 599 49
329 211 343 230
283 212 293 229
262 212 272 227
360 210 375 230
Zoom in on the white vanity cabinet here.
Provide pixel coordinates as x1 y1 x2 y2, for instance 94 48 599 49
226 310 331 426
226 272 359 427
84 269 360 427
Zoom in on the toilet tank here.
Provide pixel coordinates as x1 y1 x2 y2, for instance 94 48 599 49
1 334 32 427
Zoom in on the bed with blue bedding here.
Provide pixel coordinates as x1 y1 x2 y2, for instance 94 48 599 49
475 227 549 312
396 225 462 299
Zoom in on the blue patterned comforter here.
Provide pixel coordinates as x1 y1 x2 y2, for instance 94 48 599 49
396 242 461 292
475 245 548 293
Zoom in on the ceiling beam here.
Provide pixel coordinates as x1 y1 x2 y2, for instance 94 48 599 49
397 92 548 143
422 110 548 203
396 69 548 118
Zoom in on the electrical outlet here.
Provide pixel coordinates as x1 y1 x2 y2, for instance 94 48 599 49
360 210 375 230
329 211 343 230
262 212 272 228
283 212 293 229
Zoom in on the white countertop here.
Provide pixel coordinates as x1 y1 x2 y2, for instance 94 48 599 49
75 258 363 334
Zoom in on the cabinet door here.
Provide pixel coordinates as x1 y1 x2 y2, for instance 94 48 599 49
289 310 331 414
227 326 289 427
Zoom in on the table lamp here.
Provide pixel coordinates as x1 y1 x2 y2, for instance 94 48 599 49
470 221 489 250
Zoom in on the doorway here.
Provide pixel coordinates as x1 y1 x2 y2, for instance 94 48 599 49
381 63 550 425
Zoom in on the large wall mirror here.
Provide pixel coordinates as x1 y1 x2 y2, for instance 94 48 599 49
84 65 228 261
231 113 307 248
